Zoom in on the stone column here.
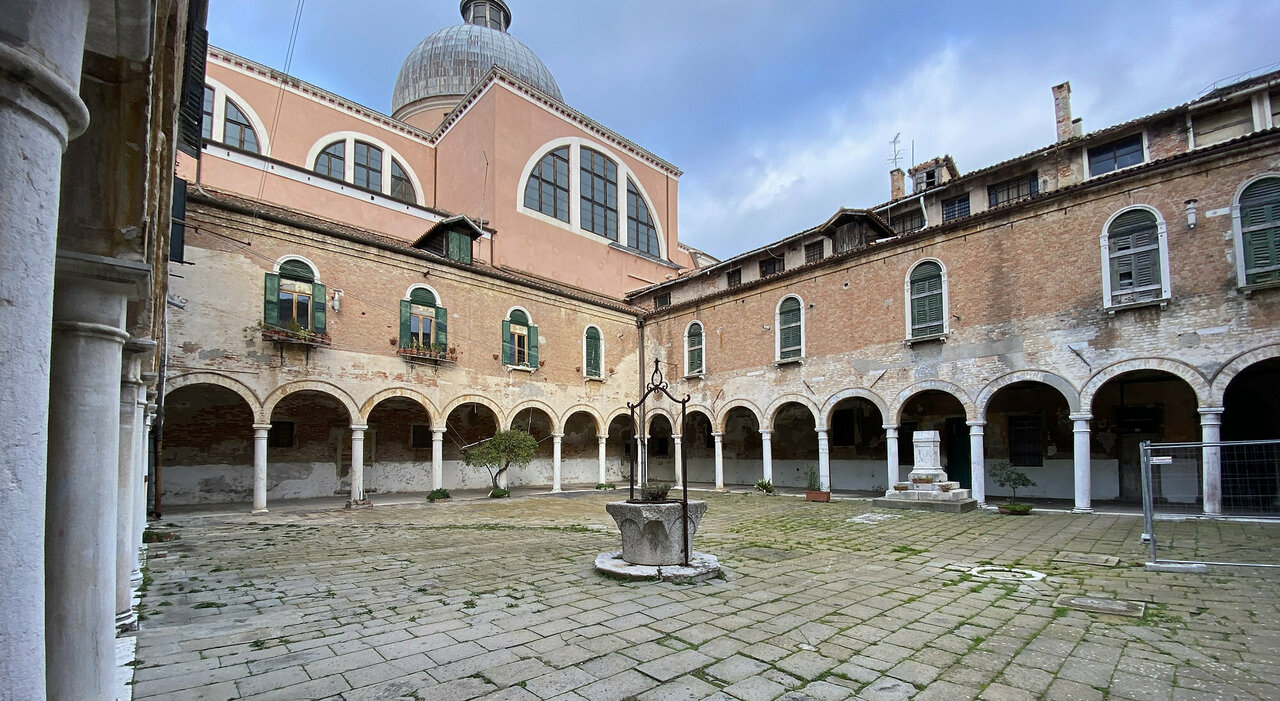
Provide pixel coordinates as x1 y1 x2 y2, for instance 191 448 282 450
47 257 145 701
1200 407 1224 516
637 435 647 485
884 425 899 488
967 421 986 506
1070 413 1093 513
349 425 368 505
431 427 446 491
132 383 156 584
759 430 774 484
672 434 683 487
551 433 563 492
816 428 831 491
1 0 92 695
115 350 144 631
597 435 607 485
712 432 725 490
252 423 271 513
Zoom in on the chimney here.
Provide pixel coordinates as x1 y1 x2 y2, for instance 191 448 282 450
1072 117 1083 138
1052 81 1074 142
890 168 906 200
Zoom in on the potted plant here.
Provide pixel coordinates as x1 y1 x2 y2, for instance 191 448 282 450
892 483 909 492
804 465 830 503
939 483 952 493
755 479 775 495
989 460 1035 514
638 482 672 502
911 475 934 485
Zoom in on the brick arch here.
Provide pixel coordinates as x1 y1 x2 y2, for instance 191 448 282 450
358 387 438 424
508 400 560 433
440 394 506 429
560 405 605 435
604 406 636 431
819 388 890 429
1210 344 1280 406
976 370 1081 417
715 399 763 433
680 404 715 435
261 380 360 424
890 380 976 424
165 372 264 422
764 394 820 429
644 407 676 435
1080 358 1211 411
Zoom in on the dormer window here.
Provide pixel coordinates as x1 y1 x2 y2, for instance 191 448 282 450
1088 133 1145 177
913 168 938 192
988 173 1038 208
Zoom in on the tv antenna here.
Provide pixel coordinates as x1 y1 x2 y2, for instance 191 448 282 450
887 133 903 169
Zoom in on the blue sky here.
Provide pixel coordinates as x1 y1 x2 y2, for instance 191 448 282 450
208 1 1279 260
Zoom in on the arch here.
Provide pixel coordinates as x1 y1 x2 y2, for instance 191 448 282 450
165 371 264 422
684 320 705 375
1100 205 1170 308
644 407 676 436
560 405 604 434
505 306 533 324
1231 172 1280 288
583 324 603 379
405 283 442 307
1079 358 1211 411
891 380 975 424
604 406 635 431
272 254 321 283
204 76 272 156
358 387 438 424
905 257 949 339
1211 344 1280 405
764 394 820 430
715 399 763 433
976 370 1081 416
441 394 506 429
261 380 360 424
819 388 891 428
684 404 715 426
303 130 425 201
508 400 560 433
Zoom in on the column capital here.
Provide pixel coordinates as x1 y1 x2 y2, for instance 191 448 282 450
123 337 157 356
816 428 828 437
252 423 274 431
1068 412 1093 421
350 424 369 432
431 426 447 435
551 432 564 439
597 435 607 443
882 424 899 431
758 429 772 437
672 434 682 442
140 372 159 388
711 431 724 438
1197 406 1225 418
966 420 986 428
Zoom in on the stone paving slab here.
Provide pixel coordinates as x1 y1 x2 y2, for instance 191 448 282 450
129 491 1280 700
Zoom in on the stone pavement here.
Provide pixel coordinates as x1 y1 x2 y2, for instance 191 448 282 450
128 490 1280 700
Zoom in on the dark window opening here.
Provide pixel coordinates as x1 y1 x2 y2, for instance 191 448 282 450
654 293 671 308
1008 415 1043 467
941 193 970 222
726 269 742 288
987 173 1038 208
1088 134 1144 177
760 256 784 277
268 421 295 448
804 241 824 264
411 425 432 449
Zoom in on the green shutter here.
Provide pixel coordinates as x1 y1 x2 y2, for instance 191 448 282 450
689 346 703 372
278 259 314 282
399 299 411 348
448 231 472 264
435 306 448 349
1242 179 1280 284
263 273 280 327
527 325 539 368
509 309 528 326
409 288 436 306
502 319 514 365
311 283 326 335
585 328 601 377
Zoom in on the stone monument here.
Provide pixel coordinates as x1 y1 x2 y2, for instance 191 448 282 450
873 430 978 512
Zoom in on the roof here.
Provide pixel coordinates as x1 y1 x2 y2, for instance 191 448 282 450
411 215 488 249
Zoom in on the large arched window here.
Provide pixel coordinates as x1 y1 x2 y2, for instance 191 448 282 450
581 148 618 240
627 178 659 256
315 141 345 179
200 81 268 155
222 100 259 153
908 260 946 339
686 321 705 375
308 134 420 204
777 297 803 361
354 141 383 191
1101 207 1169 307
1237 176 1280 286
390 160 414 203
584 326 602 378
523 146 570 222
503 308 538 369
264 258 324 335
399 286 447 352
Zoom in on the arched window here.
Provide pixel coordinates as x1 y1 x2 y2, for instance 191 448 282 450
908 261 945 338
315 141 345 179
264 258 324 335
1102 207 1168 306
777 297 803 361
581 147 618 240
399 287 447 352
524 147 570 223
200 82 271 155
584 326 602 378
686 322 705 375
503 309 538 368
354 141 383 191
223 100 259 153
1238 177 1280 286
627 178 659 256
390 159 415 203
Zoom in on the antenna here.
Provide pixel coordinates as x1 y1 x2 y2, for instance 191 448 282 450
887 133 903 169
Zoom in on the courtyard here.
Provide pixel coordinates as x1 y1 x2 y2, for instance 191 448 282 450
129 491 1280 700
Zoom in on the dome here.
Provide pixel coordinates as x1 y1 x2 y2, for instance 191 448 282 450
391 21 563 118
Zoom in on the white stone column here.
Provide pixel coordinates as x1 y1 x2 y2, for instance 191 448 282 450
1070 413 1093 513
637 435 647 485
47 259 142 701
672 434 683 487
431 427 446 491
817 428 831 491
712 432 725 490
551 433 563 492
597 435 607 485
964 421 984 505
115 351 145 630
1200 407 1224 516
760 430 774 484
884 425 899 488
252 423 271 513
349 425 368 505
132 386 155 584
1 1 92 695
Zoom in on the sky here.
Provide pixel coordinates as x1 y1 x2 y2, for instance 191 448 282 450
207 1 1280 260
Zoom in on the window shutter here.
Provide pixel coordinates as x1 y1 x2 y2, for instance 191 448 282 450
263 273 280 327
585 330 601 377
311 283 326 335
279 259 314 282
1134 250 1159 288
409 288 436 306
527 325 539 367
435 306 448 348
502 319 514 365
689 346 703 373
399 299 411 347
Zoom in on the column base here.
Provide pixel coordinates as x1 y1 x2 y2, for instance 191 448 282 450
345 499 372 509
550 488 562 493
115 610 137 633
251 507 269 514
1071 507 1094 514
130 569 142 585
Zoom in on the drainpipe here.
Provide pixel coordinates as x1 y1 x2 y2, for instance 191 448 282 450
873 192 929 230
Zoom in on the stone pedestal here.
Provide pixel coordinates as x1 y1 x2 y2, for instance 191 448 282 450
605 500 707 566
876 430 977 512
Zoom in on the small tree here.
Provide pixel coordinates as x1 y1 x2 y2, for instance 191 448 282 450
988 460 1035 504
465 429 538 497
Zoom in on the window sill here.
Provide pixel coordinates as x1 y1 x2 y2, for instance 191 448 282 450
584 375 605 383
506 364 535 373
682 372 705 380
1240 280 1280 295
905 332 947 346
398 348 457 365
1105 297 1168 314
262 328 331 347
775 357 804 367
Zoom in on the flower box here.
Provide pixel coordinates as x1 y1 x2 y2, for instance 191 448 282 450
261 327 331 347
397 346 458 364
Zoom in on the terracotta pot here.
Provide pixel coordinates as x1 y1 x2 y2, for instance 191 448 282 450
805 490 831 503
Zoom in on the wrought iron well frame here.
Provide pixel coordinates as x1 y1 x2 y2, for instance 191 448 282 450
627 359 691 566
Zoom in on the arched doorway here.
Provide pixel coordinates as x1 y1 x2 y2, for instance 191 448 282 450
267 390 357 500
898 390 968 485
509 407 555 487
606 414 636 484
364 397 433 495
562 411 601 487
771 402 818 489
443 402 500 489
721 406 761 487
983 381 1073 499
1222 358 1280 512
827 397 886 491
161 384 255 504
1090 370 1199 503
647 414 675 483
682 410 715 486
